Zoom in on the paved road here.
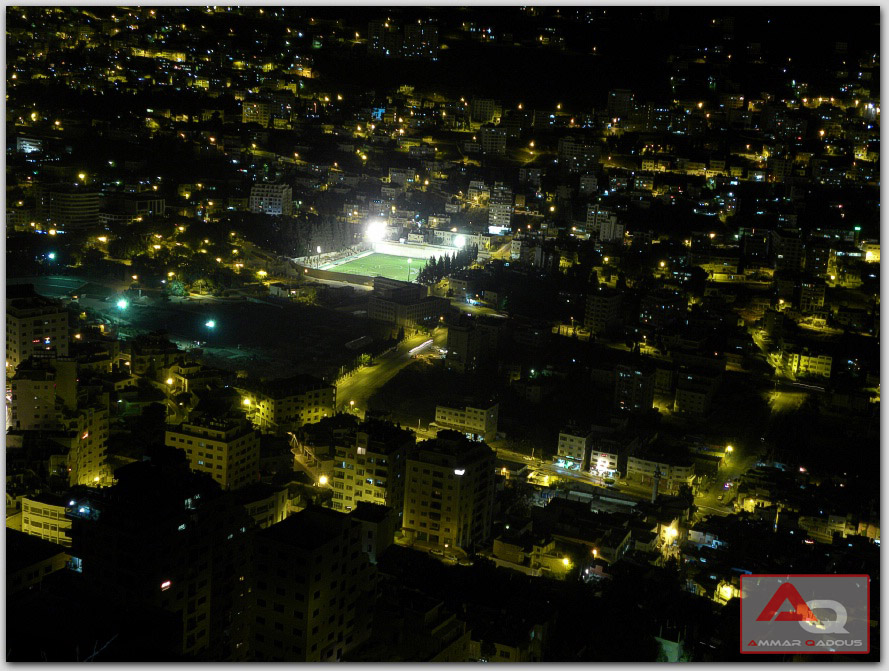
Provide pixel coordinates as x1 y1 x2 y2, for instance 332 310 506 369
335 328 448 415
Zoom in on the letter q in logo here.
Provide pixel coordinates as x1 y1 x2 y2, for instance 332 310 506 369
798 600 849 635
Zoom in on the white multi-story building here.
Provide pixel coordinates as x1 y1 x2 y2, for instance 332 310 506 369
585 204 616 236
470 98 497 124
9 368 58 431
488 184 513 231
6 292 70 371
557 136 600 173
479 125 507 155
36 184 100 230
584 288 622 335
330 421 415 516
434 402 498 442
579 174 598 195
238 375 336 436
590 449 619 476
21 494 73 548
63 404 111 487
599 219 626 243
626 456 694 491
614 365 655 412
782 348 833 379
556 429 592 470
403 433 495 551
249 183 293 216
166 415 260 491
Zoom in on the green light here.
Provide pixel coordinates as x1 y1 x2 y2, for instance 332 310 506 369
116 299 128 310
47 252 56 260
854 226 861 231
205 320 216 329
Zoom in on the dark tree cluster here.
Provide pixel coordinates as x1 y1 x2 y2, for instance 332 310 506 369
415 245 477 284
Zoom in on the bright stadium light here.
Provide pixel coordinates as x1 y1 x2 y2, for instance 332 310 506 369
454 234 467 249
365 219 386 242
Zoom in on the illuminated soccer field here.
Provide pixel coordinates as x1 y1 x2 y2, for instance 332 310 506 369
328 253 428 281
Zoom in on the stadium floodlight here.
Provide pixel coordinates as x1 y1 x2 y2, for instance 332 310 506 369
454 234 467 249
365 219 386 243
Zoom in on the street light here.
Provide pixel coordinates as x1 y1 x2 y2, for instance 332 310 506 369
406 257 412 281
365 219 386 243
205 320 216 329
350 400 355 413
116 299 128 310
318 475 328 486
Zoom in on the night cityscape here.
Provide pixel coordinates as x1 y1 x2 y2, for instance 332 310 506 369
5 4 882 662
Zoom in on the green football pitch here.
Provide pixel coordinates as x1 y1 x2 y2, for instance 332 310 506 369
328 253 428 281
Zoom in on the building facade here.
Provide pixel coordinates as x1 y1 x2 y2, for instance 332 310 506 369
556 428 593 470
6 293 70 371
614 365 655 412
166 415 260 491
250 506 375 662
434 402 498 442
240 375 336 436
402 433 495 552
249 183 293 216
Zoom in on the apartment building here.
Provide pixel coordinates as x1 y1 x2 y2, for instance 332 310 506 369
35 184 100 229
557 136 600 173
249 183 293 216
21 493 74 548
626 455 695 492
9 367 59 431
614 365 655 412
62 402 111 487
487 183 513 231
782 347 833 379
367 278 448 330
584 287 622 335
166 414 260 491
6 289 70 370
330 420 415 516
403 432 495 552
434 401 498 442
72 460 253 660
239 375 336 436
556 428 593 470
250 506 375 662
673 369 720 416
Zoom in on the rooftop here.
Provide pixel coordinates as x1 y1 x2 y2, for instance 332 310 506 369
6 529 69 573
259 505 352 551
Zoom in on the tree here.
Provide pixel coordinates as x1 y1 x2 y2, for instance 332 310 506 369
164 279 187 297
396 326 405 342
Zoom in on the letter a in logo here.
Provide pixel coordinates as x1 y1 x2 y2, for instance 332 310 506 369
756 583 817 622
747 640 758 646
